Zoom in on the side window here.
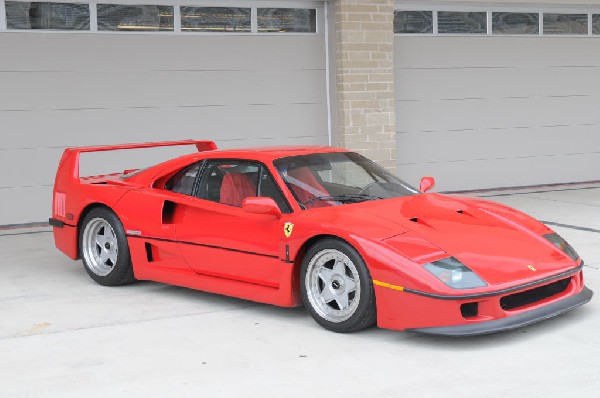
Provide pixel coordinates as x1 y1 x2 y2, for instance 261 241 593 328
164 162 202 196
194 159 291 212
196 160 260 207
258 169 292 213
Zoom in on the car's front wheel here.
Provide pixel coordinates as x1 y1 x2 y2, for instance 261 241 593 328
79 207 135 286
301 238 376 333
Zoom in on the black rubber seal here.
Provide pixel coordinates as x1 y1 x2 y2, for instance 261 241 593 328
48 218 64 228
128 234 279 260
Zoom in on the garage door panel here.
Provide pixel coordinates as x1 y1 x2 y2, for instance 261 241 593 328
396 67 600 101
397 153 600 192
397 125 600 164
397 96 600 133
0 186 52 225
1 104 327 149
0 34 326 72
1 148 64 188
0 70 326 110
396 33 600 190
215 133 328 149
395 36 600 69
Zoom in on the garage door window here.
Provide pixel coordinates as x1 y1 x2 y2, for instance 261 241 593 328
438 11 486 34
592 15 600 34
492 12 539 35
180 7 251 32
257 8 316 33
97 4 174 31
394 11 432 34
5 1 89 30
543 13 587 35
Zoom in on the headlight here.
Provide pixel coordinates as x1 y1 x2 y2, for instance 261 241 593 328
543 233 579 262
423 257 487 289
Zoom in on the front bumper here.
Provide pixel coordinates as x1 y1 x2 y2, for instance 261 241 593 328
407 286 593 336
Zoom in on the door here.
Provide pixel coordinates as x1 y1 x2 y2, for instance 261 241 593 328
175 159 292 288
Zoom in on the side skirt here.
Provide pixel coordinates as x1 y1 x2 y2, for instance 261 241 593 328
134 265 299 308
128 237 299 308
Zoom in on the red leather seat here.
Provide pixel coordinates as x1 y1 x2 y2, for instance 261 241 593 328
287 167 331 208
220 173 257 207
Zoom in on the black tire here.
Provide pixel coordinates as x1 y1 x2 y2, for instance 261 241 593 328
79 207 136 286
300 238 376 333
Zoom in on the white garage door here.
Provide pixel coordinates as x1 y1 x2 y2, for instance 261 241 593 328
0 1 328 225
394 3 600 192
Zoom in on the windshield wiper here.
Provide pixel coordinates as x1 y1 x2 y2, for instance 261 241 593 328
302 194 382 206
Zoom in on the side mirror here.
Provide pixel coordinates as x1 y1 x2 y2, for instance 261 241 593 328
242 197 282 219
420 176 435 193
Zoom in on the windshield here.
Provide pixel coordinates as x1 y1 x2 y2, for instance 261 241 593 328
274 152 418 209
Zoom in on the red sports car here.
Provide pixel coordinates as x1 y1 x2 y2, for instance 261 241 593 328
50 140 592 335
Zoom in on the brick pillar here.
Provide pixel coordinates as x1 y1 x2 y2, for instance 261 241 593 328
334 0 397 171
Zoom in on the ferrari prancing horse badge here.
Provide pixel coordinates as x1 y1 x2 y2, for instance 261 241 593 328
284 222 294 238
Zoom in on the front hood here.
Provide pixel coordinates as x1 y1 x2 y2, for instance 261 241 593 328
346 194 576 285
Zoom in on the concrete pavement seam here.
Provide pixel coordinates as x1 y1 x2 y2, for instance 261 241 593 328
542 221 600 234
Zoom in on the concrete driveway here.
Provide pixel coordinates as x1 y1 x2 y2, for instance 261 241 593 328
1 184 599 397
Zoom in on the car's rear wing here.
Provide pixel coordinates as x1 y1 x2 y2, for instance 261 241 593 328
57 139 217 180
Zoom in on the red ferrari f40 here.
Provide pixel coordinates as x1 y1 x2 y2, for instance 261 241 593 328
50 140 592 335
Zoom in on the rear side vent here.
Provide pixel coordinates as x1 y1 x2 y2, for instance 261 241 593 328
162 201 176 224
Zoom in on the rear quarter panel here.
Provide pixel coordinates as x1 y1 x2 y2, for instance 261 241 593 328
52 183 132 259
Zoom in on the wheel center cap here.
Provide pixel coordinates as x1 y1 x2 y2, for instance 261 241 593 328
331 275 345 292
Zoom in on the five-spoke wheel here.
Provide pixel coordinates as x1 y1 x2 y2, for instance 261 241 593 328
301 238 376 333
79 207 135 286
82 218 118 276
305 249 360 323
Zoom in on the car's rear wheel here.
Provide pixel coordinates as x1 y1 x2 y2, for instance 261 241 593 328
301 238 376 333
80 207 135 286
